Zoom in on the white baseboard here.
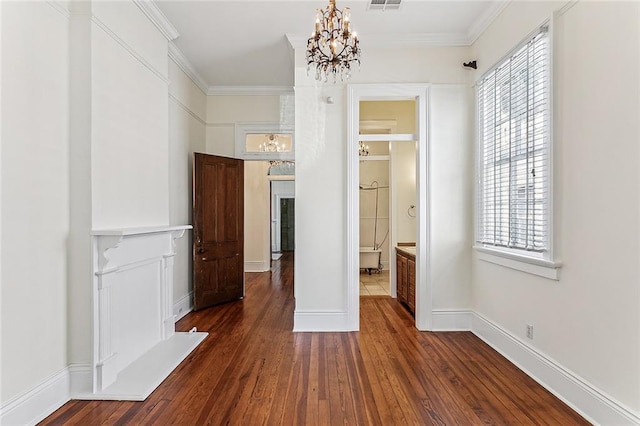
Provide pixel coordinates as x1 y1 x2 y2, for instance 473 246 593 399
431 309 472 331
245 260 269 272
69 363 92 398
0 367 70 426
173 291 193 322
293 311 353 332
471 312 640 425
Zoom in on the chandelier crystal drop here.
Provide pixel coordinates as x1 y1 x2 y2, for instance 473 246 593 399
306 0 361 83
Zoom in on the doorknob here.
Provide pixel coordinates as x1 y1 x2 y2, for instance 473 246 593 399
197 248 205 254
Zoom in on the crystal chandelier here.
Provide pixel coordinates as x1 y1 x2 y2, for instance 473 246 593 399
260 134 294 170
359 141 369 156
306 0 361 83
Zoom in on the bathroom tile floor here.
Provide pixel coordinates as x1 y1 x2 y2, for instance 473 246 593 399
360 270 390 296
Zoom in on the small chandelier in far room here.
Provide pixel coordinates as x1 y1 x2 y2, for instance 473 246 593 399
306 0 361 83
359 141 369 157
260 134 294 170
259 134 282 154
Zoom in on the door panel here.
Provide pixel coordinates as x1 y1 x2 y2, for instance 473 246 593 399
193 153 244 310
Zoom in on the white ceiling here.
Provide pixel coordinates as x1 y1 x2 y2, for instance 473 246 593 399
156 0 506 90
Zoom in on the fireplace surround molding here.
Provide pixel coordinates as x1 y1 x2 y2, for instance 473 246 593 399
75 225 207 401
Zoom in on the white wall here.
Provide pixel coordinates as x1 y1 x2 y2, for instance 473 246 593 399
244 161 271 272
471 0 640 415
392 143 417 243
429 86 473 310
293 44 473 318
90 1 170 229
205 95 290 157
1 1 70 403
168 58 206 311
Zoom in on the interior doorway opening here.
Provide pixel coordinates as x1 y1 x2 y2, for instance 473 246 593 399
347 84 431 331
357 102 418 311
270 179 295 261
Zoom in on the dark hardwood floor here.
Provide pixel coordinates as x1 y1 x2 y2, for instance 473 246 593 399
41 252 588 425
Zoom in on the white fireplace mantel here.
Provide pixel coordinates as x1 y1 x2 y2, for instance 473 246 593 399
77 225 207 401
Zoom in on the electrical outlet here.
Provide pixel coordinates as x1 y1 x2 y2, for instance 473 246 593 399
526 324 534 340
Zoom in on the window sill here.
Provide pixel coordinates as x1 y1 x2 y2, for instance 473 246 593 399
474 246 562 280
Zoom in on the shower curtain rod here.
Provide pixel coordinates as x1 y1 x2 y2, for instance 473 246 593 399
359 185 389 190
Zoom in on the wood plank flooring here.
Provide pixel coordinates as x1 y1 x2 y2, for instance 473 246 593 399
41 253 588 425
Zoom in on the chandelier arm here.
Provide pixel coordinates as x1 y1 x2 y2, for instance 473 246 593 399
305 0 360 82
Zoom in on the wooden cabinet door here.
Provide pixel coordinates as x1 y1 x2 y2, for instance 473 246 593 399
396 253 408 304
407 258 416 313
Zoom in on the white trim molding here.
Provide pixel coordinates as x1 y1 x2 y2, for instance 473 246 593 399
174 291 194 322
0 367 70 426
431 309 473 331
293 311 352 332
475 247 561 280
245 261 270 273
288 2 508 50
168 43 208 95
169 93 207 126
91 15 169 85
207 86 294 96
132 0 179 41
467 0 510 44
471 312 640 425
46 1 71 19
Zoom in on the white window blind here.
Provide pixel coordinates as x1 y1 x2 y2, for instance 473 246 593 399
477 25 550 255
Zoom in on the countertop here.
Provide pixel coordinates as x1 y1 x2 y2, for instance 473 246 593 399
396 245 416 259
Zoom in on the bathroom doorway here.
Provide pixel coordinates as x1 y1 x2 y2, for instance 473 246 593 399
347 84 431 331
358 105 418 303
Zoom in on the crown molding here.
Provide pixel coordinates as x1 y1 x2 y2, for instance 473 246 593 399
287 31 469 49
133 0 179 41
467 0 510 44
286 33 307 50
168 43 209 95
361 32 470 48
47 1 71 19
207 86 294 96
288 2 510 50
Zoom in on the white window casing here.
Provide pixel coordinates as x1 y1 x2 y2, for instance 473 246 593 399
475 21 561 279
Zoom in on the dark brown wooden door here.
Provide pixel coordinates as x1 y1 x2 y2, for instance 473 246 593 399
280 198 295 251
193 153 244 310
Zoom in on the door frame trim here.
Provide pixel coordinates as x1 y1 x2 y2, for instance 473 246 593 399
346 83 432 331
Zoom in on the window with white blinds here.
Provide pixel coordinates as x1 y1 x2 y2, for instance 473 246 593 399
476 25 551 257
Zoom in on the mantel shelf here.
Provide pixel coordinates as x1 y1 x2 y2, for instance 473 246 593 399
91 225 192 237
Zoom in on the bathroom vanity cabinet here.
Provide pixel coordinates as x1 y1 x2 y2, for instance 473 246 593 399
396 245 416 315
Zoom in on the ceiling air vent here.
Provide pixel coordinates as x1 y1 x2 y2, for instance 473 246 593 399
368 0 402 11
